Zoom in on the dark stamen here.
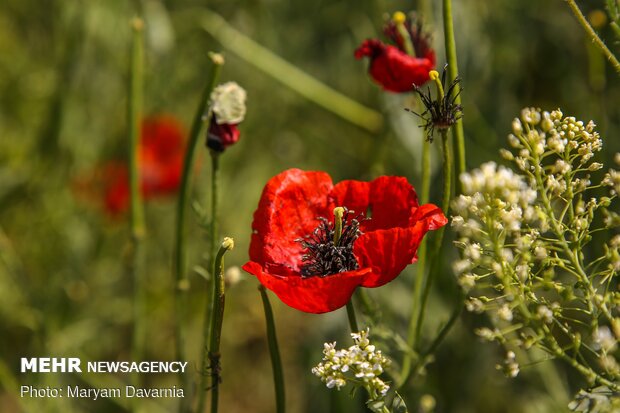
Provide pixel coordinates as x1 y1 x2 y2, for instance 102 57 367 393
296 208 365 278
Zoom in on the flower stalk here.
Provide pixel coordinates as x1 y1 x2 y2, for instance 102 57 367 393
259 285 286 413
128 17 146 398
565 0 620 75
205 238 234 413
346 301 359 333
414 129 451 345
408 67 456 362
196 151 222 413
400 140 430 385
442 0 466 192
173 53 223 412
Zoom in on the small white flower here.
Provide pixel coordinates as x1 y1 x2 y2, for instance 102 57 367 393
537 305 553 323
521 107 541 125
476 327 498 341
553 159 571 175
498 351 520 378
588 162 603 171
458 273 477 292
508 134 521 148
451 215 465 230
516 264 529 282
464 243 482 261
465 298 485 313
497 304 513 322
453 259 471 275
512 118 523 135
593 326 618 353
534 246 548 260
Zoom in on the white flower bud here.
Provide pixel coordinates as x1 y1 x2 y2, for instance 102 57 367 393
210 82 247 124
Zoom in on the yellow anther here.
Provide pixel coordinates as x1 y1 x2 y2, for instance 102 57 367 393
392 11 407 25
429 70 440 81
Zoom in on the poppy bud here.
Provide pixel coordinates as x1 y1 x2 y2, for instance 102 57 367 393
207 117 241 152
206 82 247 152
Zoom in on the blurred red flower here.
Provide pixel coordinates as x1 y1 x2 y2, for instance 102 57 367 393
242 169 447 313
102 115 186 216
355 16 435 93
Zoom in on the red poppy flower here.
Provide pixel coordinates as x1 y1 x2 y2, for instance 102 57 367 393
242 169 447 313
101 162 130 216
102 115 186 216
355 16 435 93
139 115 185 195
206 115 241 153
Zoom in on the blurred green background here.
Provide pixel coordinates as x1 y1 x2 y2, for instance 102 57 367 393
1 0 619 412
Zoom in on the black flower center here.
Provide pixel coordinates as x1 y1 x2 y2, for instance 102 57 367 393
296 208 364 278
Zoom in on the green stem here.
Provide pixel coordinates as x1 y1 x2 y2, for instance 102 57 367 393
543 325 619 391
531 155 613 323
197 152 221 413
421 301 462 358
400 138 431 385
346 301 359 333
193 8 383 133
259 286 286 413
173 53 223 413
128 18 145 399
206 239 234 413
565 0 620 76
413 130 451 349
209 153 220 269
442 0 466 193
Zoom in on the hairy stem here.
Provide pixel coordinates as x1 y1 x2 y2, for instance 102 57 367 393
207 240 234 413
173 53 223 413
197 152 221 413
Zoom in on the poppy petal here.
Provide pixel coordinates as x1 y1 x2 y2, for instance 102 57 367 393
329 180 371 218
242 261 371 313
353 224 427 287
355 39 435 93
331 176 421 231
249 169 334 272
367 176 420 230
411 203 448 230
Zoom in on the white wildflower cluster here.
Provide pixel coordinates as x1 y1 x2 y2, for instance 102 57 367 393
452 108 620 404
496 350 520 378
210 81 247 124
569 386 620 413
312 329 391 409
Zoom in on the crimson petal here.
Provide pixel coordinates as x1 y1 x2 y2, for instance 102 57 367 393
242 261 371 313
355 39 435 93
249 169 334 272
353 224 425 287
